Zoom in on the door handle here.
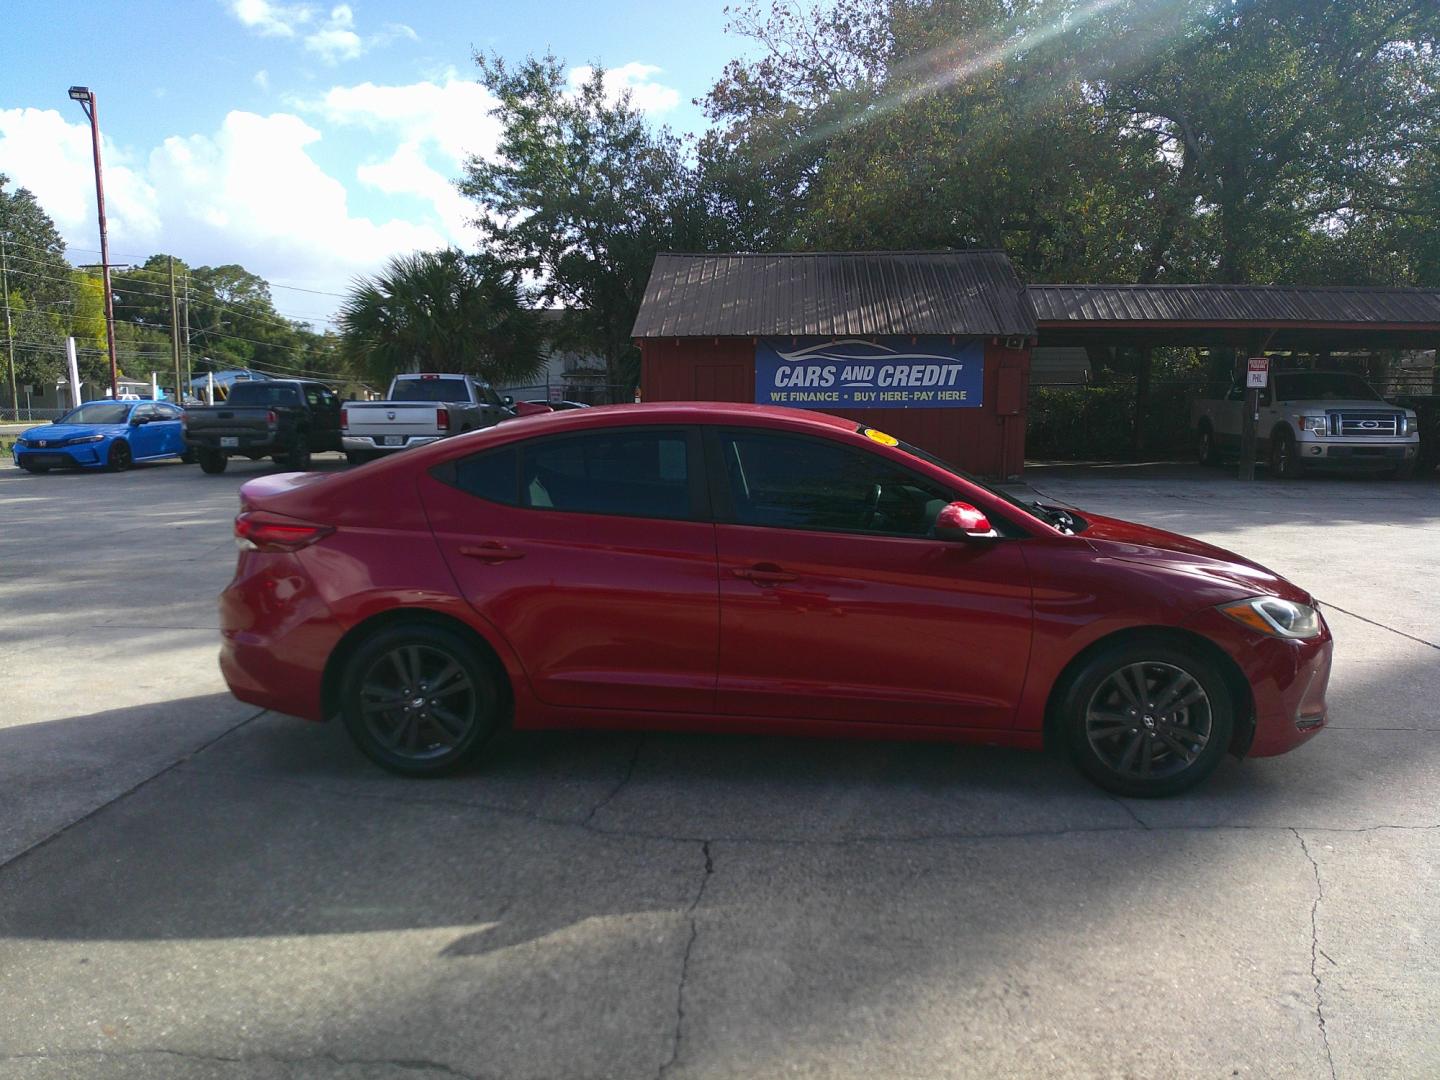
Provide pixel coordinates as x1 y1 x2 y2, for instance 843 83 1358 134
458 542 525 563
732 563 797 584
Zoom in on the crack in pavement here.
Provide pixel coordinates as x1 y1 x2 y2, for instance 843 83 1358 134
1292 828 1337 1080
0 708 267 877
658 840 714 1080
1319 602 1440 652
581 734 645 827
0 1047 482 1078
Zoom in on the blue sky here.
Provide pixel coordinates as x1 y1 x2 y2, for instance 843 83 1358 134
1 0 741 325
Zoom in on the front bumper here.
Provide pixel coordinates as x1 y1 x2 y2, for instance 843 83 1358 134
1182 606 1333 757
13 444 106 469
343 435 440 453
1294 436 1418 467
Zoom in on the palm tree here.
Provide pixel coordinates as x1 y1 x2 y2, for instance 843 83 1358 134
339 249 545 387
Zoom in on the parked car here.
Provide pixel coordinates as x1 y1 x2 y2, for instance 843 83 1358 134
341 374 511 464
523 399 591 411
1193 370 1421 478
183 379 342 474
219 403 1332 797
12 400 193 473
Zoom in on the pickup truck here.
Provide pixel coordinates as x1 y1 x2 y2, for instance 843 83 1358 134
1192 369 1421 478
341 374 514 463
183 379 343 474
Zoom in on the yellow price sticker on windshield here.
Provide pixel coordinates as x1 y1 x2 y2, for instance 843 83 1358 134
863 428 899 447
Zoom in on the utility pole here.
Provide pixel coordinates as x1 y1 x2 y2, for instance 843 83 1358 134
169 256 182 403
1 234 17 420
68 86 119 401
182 268 192 396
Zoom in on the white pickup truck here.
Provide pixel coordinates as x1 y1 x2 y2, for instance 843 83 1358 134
1192 369 1420 478
341 374 514 463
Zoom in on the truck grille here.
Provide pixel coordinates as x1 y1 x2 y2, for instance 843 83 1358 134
1334 412 1399 437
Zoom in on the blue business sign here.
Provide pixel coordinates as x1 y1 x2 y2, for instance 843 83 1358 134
755 337 984 410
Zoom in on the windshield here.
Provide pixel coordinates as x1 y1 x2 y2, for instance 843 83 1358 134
880 429 1070 530
55 403 132 425
227 383 300 406
391 377 471 403
1274 372 1381 402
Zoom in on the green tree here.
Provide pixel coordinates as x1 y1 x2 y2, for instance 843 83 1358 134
1 174 73 390
337 248 544 387
459 54 708 385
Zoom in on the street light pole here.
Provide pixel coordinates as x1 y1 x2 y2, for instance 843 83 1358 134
68 86 119 402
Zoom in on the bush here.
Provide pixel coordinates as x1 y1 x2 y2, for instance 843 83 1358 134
1027 380 1206 460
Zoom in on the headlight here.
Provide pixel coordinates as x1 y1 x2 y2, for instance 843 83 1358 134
67 434 105 445
1401 415 1414 436
1220 596 1323 639
1299 415 1328 435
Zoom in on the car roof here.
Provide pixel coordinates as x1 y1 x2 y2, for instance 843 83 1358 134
522 401 859 433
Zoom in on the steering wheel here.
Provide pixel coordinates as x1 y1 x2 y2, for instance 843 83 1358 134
863 482 884 528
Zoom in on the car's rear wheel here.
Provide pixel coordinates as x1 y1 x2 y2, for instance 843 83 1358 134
340 623 502 777
1058 641 1234 797
1197 425 1220 467
198 448 228 474
106 440 132 472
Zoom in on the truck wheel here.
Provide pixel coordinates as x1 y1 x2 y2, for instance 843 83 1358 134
284 435 312 471
199 449 228 474
1269 429 1303 479
1196 425 1220 467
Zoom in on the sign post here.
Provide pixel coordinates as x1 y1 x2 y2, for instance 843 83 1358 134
1239 356 1269 481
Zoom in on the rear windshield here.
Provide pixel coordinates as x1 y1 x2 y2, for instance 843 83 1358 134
227 383 301 406
56 403 132 425
1273 372 1381 402
391 377 470 402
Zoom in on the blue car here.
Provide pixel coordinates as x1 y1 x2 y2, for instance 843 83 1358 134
12 400 194 473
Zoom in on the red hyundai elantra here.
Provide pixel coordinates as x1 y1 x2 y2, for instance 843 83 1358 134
219 403 1331 797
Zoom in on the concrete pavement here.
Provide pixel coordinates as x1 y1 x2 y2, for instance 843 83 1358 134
0 455 1436 1078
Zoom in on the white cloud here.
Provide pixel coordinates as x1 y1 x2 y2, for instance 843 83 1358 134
253 69 270 91
309 74 501 163
228 0 313 38
0 106 446 304
567 62 681 114
304 4 362 63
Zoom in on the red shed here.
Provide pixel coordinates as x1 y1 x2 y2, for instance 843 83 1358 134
632 250 1037 478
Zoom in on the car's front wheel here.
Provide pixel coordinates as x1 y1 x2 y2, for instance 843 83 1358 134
339 623 503 777
106 440 132 472
1058 641 1234 797
1269 429 1303 479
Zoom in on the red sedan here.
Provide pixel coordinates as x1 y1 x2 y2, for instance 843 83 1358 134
220 403 1331 797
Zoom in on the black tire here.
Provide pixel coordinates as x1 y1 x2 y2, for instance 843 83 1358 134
1057 640 1234 798
179 447 198 465
1196 425 1220 467
1269 428 1303 479
344 451 368 466
340 623 503 777
284 435 312 471
198 448 228 474
20 461 49 474
106 440 133 473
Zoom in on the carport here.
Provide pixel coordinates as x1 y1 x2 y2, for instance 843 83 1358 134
1028 284 1440 457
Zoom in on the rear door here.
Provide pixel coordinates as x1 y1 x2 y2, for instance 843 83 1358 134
422 426 719 713
708 427 1033 730
129 404 168 457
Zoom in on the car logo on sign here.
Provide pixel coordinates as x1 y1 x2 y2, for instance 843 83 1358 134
387 410 396 420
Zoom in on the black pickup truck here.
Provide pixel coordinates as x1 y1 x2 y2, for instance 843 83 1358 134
183 380 342 474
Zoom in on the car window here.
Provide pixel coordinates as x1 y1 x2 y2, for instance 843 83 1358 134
391 377 470 403
521 430 692 520
448 447 519 505
719 430 953 538
133 404 158 421
157 403 182 419
57 403 132 425
305 387 323 408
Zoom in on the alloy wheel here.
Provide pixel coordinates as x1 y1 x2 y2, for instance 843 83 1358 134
1084 661 1212 781
359 643 479 762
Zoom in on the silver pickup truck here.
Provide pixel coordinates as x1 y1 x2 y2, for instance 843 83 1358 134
341 374 512 463
1192 370 1420 478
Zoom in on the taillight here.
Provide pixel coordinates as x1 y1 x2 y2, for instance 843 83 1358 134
266 409 278 426
437 406 450 431
341 407 349 431
235 510 334 552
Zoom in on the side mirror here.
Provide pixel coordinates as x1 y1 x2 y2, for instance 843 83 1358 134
933 501 998 541
513 401 553 417
502 395 514 407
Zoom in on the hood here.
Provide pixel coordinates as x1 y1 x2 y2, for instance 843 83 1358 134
1285 398 1407 413
1080 512 1310 604
19 423 126 444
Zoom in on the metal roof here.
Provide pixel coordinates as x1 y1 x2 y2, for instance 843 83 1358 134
632 251 1036 339
1028 284 1440 326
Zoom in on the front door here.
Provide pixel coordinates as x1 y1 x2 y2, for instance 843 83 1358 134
422 426 719 713
710 428 1033 730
